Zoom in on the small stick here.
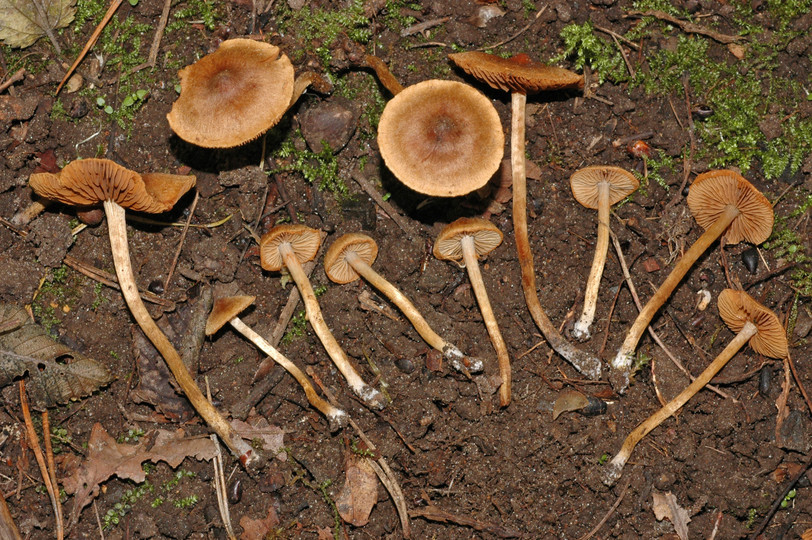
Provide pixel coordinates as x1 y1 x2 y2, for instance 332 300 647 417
608 32 635 79
626 10 744 44
352 172 419 240
130 0 171 73
409 506 521 538
92 501 104 540
0 480 22 539
10 200 47 227
400 17 449 37
578 479 630 540
211 435 237 540
41 412 63 538
594 26 640 49
163 191 199 292
475 5 548 51
63 255 174 307
749 448 812 539
0 68 25 93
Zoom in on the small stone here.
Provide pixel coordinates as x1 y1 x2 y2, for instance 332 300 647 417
642 257 661 272
741 246 759 274
68 97 89 119
300 97 358 154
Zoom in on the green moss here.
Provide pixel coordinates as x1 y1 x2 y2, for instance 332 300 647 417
382 1 422 33
167 0 222 33
273 131 348 195
554 21 628 84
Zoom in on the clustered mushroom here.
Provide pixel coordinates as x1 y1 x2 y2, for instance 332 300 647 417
324 233 484 374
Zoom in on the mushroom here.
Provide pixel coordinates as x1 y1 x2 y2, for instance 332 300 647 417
612 170 774 376
29 158 257 466
604 289 788 485
259 225 386 410
433 218 512 406
324 233 484 374
448 51 600 379
167 38 295 148
377 79 504 197
205 295 348 431
569 166 639 341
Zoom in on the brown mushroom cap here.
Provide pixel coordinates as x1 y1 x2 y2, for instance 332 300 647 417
449 51 584 95
686 170 774 245
377 79 504 198
569 166 639 209
717 289 788 359
167 39 295 148
433 217 503 262
29 158 195 213
260 224 322 272
324 233 379 284
206 296 256 335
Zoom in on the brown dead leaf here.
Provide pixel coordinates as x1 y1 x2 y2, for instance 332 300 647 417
62 423 216 526
336 454 379 527
316 527 334 540
0 304 112 408
239 504 280 540
652 490 690 540
552 389 589 420
0 0 75 48
231 416 285 460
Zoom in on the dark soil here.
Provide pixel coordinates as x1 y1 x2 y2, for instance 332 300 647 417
1 0 811 538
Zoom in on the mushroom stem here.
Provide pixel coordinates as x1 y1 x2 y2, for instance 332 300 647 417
510 92 602 379
572 182 611 341
604 320 757 485
278 242 386 410
343 251 484 373
103 201 257 467
612 204 741 372
364 55 404 96
460 235 512 407
226 316 348 431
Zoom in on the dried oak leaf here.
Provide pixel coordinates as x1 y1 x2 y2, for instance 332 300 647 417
62 423 216 525
0 0 75 48
0 304 112 408
652 490 691 540
239 504 280 540
336 454 379 527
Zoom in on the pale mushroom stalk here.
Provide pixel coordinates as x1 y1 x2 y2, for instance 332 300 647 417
603 320 756 485
572 181 610 340
278 242 386 409
460 235 512 407
510 92 602 379
104 201 256 465
225 317 347 431
612 204 739 372
341 250 483 373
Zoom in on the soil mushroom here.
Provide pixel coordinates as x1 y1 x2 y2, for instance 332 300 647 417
612 170 774 378
29 158 258 466
433 218 512 406
377 79 504 197
324 233 484 374
448 51 601 379
259 225 386 410
167 38 295 148
205 295 348 431
603 289 788 485
569 166 639 341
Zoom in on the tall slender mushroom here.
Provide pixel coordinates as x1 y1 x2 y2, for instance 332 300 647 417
259 225 386 410
433 218 512 407
569 166 639 341
29 158 257 466
604 289 788 485
448 51 600 379
205 295 348 431
377 79 504 197
324 233 484 374
612 170 774 376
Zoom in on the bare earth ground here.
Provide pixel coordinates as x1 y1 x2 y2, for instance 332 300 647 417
1 0 812 538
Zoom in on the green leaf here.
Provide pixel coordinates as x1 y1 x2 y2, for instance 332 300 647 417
0 0 76 48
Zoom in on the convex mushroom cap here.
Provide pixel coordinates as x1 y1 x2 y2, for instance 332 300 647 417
29 158 195 213
718 289 788 359
324 233 378 284
206 296 256 335
570 166 639 209
433 217 504 262
167 39 295 148
686 169 774 244
448 51 584 95
377 79 504 197
260 224 322 272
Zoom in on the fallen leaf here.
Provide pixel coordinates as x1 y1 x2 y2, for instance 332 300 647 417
336 454 378 527
239 504 280 540
62 423 216 526
652 490 691 540
552 389 589 420
0 304 112 408
316 527 334 540
231 416 285 460
0 0 76 48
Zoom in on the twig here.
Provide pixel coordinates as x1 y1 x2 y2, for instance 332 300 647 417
400 17 450 37
409 506 520 538
130 0 171 73
10 200 48 227
211 435 237 540
749 448 812 539
352 172 419 240
41 412 63 539
626 10 744 44
0 68 25 93
163 191 199 292
608 32 635 79
57 0 125 94
475 5 548 51
786 350 812 416
0 486 22 539
578 478 630 540
63 255 175 307
594 26 640 50
30 0 63 54
19 381 63 540
92 501 104 540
